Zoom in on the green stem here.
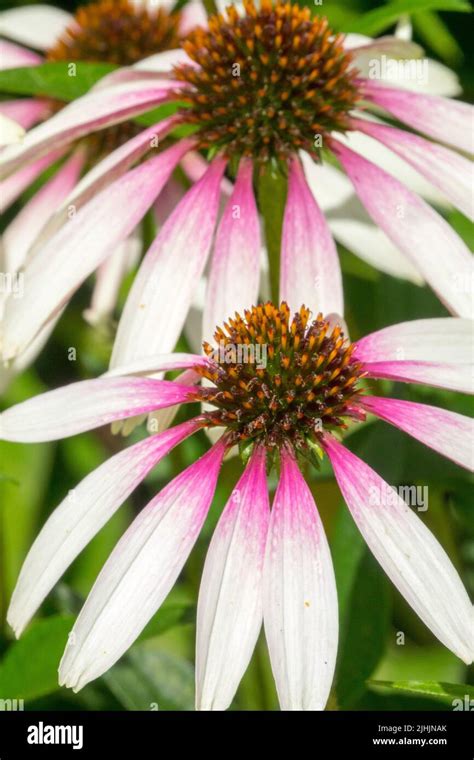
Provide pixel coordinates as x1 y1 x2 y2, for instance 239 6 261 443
257 162 288 304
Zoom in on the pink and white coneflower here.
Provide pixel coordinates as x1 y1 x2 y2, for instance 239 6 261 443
0 0 472 385
1 295 472 709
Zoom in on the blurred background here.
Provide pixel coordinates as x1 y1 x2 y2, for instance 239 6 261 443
0 0 473 711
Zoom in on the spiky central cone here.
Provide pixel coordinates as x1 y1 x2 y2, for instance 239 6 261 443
175 0 359 162
46 0 181 160
196 303 365 449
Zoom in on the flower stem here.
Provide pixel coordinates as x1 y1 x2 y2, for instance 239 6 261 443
257 162 288 304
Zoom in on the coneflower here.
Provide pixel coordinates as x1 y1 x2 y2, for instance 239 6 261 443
0 0 472 383
2 296 472 709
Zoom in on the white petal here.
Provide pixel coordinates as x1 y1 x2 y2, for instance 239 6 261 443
0 377 195 442
110 157 226 368
202 158 261 342
196 446 270 710
333 140 473 317
59 440 226 691
7 419 199 636
0 141 191 361
324 436 473 664
0 6 73 50
263 450 338 710
359 396 474 471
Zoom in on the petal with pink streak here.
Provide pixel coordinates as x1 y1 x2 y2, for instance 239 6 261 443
196 446 270 710
324 435 473 663
0 140 192 361
281 157 343 317
362 361 472 395
3 149 85 274
33 117 181 248
333 140 473 317
0 149 64 213
58 439 226 692
0 79 180 177
263 448 338 710
7 418 201 636
0 376 195 442
0 39 42 69
203 158 260 342
359 395 473 471
110 157 227 368
361 81 473 154
353 118 473 219
0 99 50 129
355 318 472 364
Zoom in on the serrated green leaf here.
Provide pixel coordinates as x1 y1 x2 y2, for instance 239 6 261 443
346 1 471 36
0 615 74 702
0 62 117 101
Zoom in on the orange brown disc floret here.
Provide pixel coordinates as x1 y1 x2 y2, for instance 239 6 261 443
193 302 366 449
174 0 360 162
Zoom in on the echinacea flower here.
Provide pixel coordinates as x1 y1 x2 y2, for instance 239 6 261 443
2 293 472 709
0 0 206 387
0 0 472 388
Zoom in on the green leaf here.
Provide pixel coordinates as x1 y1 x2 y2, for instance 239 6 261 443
104 644 194 710
137 602 195 643
0 62 117 101
257 161 288 304
412 11 463 65
346 1 471 36
0 374 54 627
0 615 74 702
369 680 474 706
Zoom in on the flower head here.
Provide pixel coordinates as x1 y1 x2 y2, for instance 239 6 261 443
1 290 472 708
0 1 472 401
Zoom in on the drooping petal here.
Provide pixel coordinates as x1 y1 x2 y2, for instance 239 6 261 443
0 149 64 213
324 435 473 663
196 446 270 710
263 448 338 710
362 361 472 395
352 118 473 219
0 377 195 442
0 79 180 177
7 418 201 636
0 39 42 69
179 0 208 34
281 157 343 317
35 118 180 246
59 438 226 692
333 140 473 317
300 154 423 283
361 80 473 154
202 158 260 342
355 318 473 394
0 6 73 50
3 149 85 274
0 140 192 361
359 396 474 471
110 157 226 368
